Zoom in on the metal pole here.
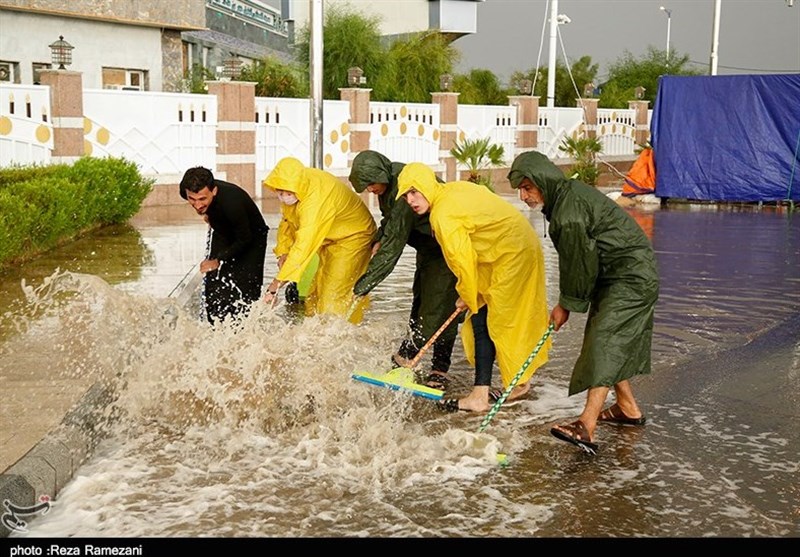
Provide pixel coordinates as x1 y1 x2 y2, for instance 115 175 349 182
309 0 324 168
665 10 671 61
546 0 558 108
659 6 672 64
709 0 721 76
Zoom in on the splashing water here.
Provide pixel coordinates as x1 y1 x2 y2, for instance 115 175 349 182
4 204 800 537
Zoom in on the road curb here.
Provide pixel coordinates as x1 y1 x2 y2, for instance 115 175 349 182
0 269 200 537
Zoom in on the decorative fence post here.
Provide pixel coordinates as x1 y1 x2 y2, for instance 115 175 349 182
431 90 459 182
206 80 256 196
38 70 83 164
508 94 540 157
577 97 599 139
628 99 651 146
339 86 371 167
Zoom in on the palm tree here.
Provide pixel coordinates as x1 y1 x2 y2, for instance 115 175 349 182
449 137 505 192
558 136 603 185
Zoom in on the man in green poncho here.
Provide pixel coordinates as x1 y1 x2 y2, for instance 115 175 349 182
350 151 460 390
508 150 660 454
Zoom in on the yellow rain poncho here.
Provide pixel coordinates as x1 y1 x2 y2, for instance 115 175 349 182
396 163 551 388
263 157 376 323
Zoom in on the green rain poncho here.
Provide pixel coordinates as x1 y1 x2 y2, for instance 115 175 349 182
263 157 376 323
396 163 551 389
508 150 660 395
349 151 459 345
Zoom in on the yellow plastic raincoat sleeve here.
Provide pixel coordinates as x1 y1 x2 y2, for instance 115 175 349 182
431 218 482 314
274 204 298 258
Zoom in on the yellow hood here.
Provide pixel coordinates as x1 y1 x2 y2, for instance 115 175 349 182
263 157 306 200
396 162 446 207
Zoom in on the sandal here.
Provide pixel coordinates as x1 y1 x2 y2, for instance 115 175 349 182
489 386 530 406
390 353 413 369
598 403 646 426
550 420 599 455
489 388 505 403
423 372 450 391
436 398 464 413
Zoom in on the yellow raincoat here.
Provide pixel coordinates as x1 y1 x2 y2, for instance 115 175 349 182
396 163 551 388
263 157 376 323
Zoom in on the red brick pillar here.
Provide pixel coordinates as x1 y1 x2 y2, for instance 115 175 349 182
38 70 83 163
339 87 372 168
432 92 459 182
206 81 256 197
508 95 540 157
577 97 599 139
628 100 651 146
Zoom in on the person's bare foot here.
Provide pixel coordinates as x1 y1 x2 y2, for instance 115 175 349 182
440 386 493 413
507 382 531 401
456 395 492 412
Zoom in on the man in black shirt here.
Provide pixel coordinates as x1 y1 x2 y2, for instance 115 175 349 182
180 167 269 324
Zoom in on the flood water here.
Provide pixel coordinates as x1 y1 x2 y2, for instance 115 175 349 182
2 198 799 538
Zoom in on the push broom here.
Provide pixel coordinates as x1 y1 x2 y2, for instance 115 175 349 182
352 307 464 400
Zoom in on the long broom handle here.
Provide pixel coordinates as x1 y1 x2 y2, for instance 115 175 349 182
478 322 555 433
407 306 465 369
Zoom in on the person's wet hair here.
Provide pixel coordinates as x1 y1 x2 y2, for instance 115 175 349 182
180 167 216 198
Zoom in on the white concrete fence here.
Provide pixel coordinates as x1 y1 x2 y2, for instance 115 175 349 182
0 82 651 199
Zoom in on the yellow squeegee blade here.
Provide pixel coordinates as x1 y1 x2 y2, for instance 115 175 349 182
351 368 444 400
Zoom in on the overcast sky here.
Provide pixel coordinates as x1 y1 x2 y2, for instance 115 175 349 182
454 0 800 83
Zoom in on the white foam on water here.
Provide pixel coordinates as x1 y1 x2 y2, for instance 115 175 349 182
5 232 799 538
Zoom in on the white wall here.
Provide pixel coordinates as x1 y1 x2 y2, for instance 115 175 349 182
0 11 164 90
285 0 429 36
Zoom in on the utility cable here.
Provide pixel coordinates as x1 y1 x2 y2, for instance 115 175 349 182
530 0 550 95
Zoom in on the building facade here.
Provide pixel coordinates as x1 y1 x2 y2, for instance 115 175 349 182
181 0 292 84
280 0 482 41
0 1 479 92
0 0 293 92
0 0 205 91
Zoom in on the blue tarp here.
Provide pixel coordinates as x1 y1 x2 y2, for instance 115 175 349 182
650 74 800 202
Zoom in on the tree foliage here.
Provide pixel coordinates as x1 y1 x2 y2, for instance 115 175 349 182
294 4 386 99
180 64 214 94
240 57 307 98
452 69 513 105
291 5 459 102
510 55 599 107
450 137 505 191
602 45 702 105
558 136 602 185
381 32 458 102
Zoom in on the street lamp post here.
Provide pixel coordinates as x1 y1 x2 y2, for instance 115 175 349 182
710 0 721 75
659 6 672 63
309 0 323 169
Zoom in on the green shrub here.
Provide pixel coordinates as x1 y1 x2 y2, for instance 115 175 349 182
0 163 68 188
558 136 603 185
0 192 37 263
0 157 153 269
450 137 505 192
